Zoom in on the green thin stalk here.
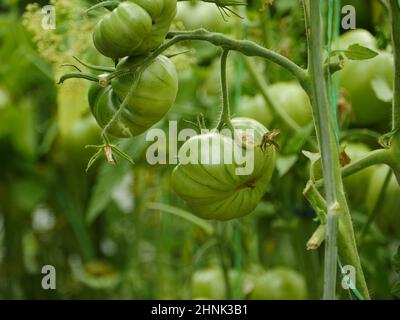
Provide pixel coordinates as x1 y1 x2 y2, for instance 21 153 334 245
215 223 232 300
149 29 308 87
304 0 369 299
305 0 339 300
389 0 400 130
361 170 393 239
315 149 393 188
217 49 232 130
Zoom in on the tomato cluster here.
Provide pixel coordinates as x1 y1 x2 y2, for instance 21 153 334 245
93 0 177 59
87 0 179 139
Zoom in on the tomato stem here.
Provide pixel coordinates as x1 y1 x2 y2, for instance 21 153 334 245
216 49 232 130
389 0 400 131
303 0 370 300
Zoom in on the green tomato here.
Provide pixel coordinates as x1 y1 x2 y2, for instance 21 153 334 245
268 82 312 128
343 143 374 207
93 0 177 59
191 268 251 300
89 55 178 138
192 269 226 300
249 268 307 300
237 95 273 128
366 165 400 235
171 117 276 220
338 29 377 51
175 1 232 33
338 30 394 126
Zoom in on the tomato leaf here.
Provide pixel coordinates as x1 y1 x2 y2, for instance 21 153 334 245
371 78 394 103
147 202 214 236
344 44 379 60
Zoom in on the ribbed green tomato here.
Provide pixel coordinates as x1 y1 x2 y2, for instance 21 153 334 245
237 95 273 128
366 165 400 235
338 30 394 126
249 268 307 300
171 118 276 220
93 0 177 58
268 82 313 128
88 55 178 138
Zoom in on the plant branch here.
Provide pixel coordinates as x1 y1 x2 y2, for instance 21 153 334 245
314 149 393 188
217 49 232 130
143 29 308 87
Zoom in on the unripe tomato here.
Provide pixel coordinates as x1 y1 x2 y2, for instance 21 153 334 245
312 143 373 207
171 118 276 220
343 143 374 207
366 165 400 235
268 82 312 128
338 29 377 51
191 268 251 300
237 95 273 128
88 55 178 138
249 267 307 300
191 269 226 300
338 30 394 126
175 1 232 33
93 0 177 59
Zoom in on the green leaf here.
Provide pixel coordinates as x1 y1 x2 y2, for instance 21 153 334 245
371 78 394 103
344 44 379 61
147 202 214 236
393 246 400 274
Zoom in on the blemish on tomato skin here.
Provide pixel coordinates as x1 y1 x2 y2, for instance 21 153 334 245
239 179 257 190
